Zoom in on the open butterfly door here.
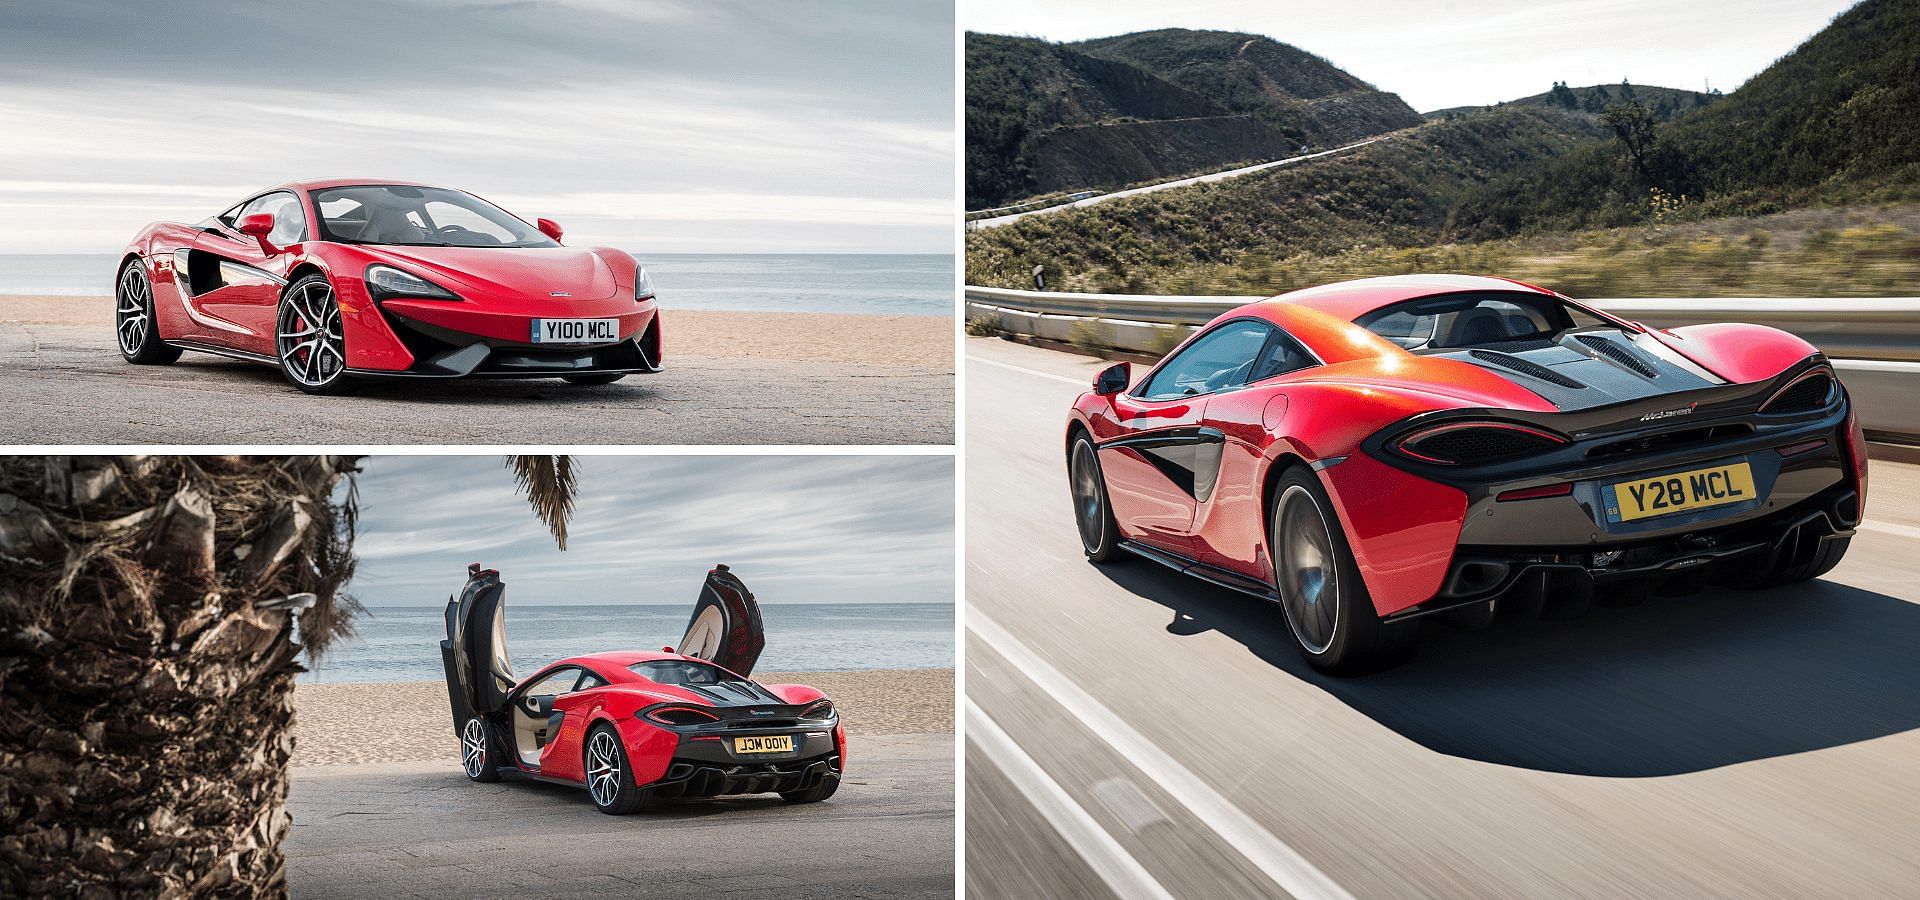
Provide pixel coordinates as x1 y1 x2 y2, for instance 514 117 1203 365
440 563 516 730
677 564 766 677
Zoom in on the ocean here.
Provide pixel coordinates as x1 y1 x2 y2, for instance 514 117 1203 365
298 602 953 684
0 252 953 317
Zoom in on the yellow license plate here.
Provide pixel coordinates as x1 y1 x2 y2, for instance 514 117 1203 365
1608 462 1757 522
733 735 794 754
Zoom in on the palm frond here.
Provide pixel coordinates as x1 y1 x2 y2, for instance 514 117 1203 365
505 455 576 550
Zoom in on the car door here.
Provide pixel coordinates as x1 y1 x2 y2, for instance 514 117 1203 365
188 191 308 353
676 565 765 677
536 669 608 782
440 565 515 731
1186 327 1324 574
1098 319 1275 552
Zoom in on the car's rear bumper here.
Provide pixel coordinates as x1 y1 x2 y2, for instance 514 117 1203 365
1324 390 1857 617
646 728 842 797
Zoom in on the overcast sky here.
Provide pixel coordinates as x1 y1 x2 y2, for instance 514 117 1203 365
0 0 952 254
344 455 953 606
966 0 1858 113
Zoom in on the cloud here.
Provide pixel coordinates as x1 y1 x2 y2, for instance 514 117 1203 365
0 0 953 253
341 455 954 607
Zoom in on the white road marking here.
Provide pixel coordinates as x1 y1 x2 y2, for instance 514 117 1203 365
970 611 1357 900
966 354 1090 387
1859 519 1920 541
966 700 1176 900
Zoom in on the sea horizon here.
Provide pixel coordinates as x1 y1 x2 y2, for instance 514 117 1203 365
299 601 954 684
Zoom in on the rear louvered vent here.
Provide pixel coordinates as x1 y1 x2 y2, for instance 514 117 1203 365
1469 350 1586 389
1574 334 1659 377
1588 424 1754 459
1398 425 1565 465
1762 372 1835 414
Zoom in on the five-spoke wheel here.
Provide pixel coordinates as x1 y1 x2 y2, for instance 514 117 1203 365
461 716 498 782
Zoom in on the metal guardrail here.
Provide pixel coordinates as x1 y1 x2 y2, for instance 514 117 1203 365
965 285 1920 441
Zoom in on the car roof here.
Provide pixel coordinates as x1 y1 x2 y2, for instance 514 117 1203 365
549 651 737 683
270 177 445 193
1254 274 1557 323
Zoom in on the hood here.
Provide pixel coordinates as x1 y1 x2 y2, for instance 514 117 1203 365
362 246 620 300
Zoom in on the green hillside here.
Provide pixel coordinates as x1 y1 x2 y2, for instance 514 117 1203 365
1453 0 1920 236
966 107 1607 292
1427 81 1718 121
965 29 1420 210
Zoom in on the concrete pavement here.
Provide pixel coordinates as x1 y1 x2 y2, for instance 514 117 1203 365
286 733 953 899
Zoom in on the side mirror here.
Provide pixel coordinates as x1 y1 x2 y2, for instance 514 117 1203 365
1094 362 1130 396
536 217 564 242
237 212 280 254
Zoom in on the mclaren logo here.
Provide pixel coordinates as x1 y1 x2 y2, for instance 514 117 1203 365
1639 402 1698 422
548 291 572 297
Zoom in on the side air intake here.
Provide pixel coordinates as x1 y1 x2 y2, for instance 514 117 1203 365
1468 349 1586 389
1573 334 1659 378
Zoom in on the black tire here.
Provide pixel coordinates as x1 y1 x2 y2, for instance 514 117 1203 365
584 723 652 815
562 373 627 385
1269 465 1418 675
1067 431 1124 562
116 259 181 365
1750 535 1851 589
779 772 841 804
275 273 358 395
460 716 500 783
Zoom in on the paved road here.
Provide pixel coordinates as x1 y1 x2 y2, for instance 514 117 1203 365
0 323 951 445
286 733 953 899
968 140 1382 230
963 336 1920 899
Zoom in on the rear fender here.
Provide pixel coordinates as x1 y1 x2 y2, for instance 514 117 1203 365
1651 323 1820 384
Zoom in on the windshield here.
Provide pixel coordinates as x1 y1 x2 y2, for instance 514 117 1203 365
310 184 558 248
628 660 738 686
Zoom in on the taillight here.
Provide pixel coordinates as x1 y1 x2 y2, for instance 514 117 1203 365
1496 482 1573 501
1760 369 1837 414
643 706 720 726
800 699 836 721
1392 421 1568 466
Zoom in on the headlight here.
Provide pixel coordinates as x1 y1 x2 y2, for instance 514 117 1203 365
365 264 460 301
635 264 655 300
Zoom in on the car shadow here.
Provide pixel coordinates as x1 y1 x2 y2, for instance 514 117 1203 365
498 773 794 820
1096 560 1920 777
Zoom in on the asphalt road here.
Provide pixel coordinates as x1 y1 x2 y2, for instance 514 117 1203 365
967 140 1381 230
286 733 953 899
964 336 1920 899
0 322 952 445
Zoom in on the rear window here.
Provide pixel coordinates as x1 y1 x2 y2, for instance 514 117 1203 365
629 660 735 686
1356 292 1585 352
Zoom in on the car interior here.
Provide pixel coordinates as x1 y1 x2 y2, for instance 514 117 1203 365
1357 292 1606 353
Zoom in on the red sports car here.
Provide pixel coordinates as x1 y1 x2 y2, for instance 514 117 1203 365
440 564 844 814
115 179 661 394
1066 275 1868 674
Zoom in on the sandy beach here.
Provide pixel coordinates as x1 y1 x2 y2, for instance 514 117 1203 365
292 668 953 766
0 294 952 368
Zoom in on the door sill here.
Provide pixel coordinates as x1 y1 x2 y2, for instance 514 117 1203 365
1117 540 1278 602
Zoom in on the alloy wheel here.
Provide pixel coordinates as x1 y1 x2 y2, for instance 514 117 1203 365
461 718 487 778
587 731 621 807
1277 484 1339 654
116 264 152 354
276 280 346 387
1070 440 1104 552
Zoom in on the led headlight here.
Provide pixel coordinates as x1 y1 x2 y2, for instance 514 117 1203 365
365 264 460 301
635 264 655 300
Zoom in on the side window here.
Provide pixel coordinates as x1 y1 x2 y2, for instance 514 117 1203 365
523 667 579 697
1250 329 1317 382
1136 320 1273 400
237 192 308 246
575 671 608 690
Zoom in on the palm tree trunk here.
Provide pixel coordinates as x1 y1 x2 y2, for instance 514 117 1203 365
0 456 361 898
